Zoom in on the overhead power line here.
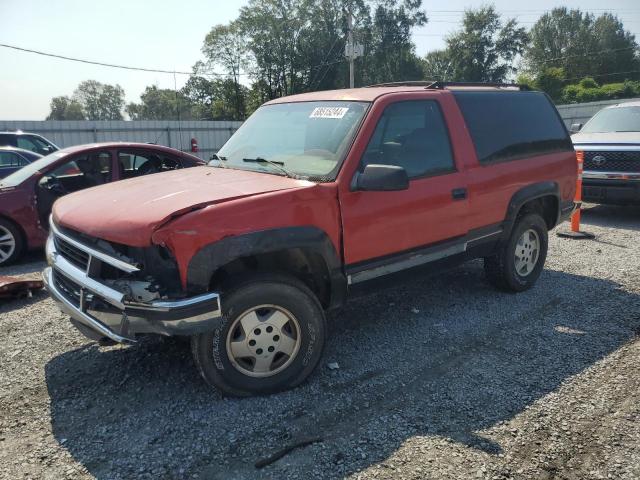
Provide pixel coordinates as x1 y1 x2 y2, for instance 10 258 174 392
0 42 227 76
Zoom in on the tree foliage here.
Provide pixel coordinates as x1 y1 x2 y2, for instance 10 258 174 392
182 76 248 120
434 6 528 82
72 80 125 120
46 81 125 120
126 85 194 120
524 8 640 83
46 96 86 120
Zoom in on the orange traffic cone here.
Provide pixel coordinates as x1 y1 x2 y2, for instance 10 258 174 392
557 150 595 239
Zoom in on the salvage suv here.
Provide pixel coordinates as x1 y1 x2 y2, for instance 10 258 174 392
44 82 576 396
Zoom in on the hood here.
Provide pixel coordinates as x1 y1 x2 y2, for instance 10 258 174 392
53 166 313 246
572 131 640 146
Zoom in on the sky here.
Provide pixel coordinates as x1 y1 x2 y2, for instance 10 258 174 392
1 0 639 120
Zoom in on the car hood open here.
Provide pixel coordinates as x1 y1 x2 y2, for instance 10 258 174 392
53 166 313 247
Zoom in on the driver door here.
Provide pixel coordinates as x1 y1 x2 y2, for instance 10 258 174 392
36 150 114 226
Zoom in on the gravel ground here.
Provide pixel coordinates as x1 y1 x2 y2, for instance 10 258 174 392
1 203 639 480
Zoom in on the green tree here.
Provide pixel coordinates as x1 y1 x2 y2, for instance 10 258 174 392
442 6 528 82
200 23 248 119
422 50 454 81
524 8 639 83
358 0 428 85
182 76 248 120
46 96 86 120
72 80 125 120
232 0 427 98
126 85 194 120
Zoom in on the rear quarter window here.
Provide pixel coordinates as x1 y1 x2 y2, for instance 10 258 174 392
453 91 573 164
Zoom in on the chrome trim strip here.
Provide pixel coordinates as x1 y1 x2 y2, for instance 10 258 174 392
43 267 135 344
573 145 640 152
47 234 126 308
583 171 640 181
125 292 220 312
347 229 503 285
467 230 502 243
50 218 140 274
349 242 467 284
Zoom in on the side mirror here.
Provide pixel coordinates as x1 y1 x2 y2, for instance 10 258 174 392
354 164 409 191
570 123 582 133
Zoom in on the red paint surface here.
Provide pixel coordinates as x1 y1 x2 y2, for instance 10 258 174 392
0 143 203 251
54 167 316 246
49 89 577 290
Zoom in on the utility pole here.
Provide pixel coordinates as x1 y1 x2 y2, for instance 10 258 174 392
347 8 354 88
344 8 362 88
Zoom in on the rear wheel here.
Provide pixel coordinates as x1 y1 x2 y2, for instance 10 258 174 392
191 274 326 396
0 219 24 266
484 213 548 292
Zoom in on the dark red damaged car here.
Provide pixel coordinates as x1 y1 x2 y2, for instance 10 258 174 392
0 142 204 266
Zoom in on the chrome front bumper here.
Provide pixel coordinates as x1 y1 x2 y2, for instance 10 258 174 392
43 226 222 343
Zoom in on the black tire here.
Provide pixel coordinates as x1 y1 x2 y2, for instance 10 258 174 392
191 273 326 396
484 213 548 292
0 218 24 266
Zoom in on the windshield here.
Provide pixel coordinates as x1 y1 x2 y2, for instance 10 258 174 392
214 101 368 179
0 151 65 186
581 106 640 133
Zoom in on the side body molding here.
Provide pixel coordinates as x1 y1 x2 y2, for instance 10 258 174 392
186 226 347 309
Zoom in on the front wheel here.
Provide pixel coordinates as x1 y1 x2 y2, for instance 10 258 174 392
484 213 549 292
0 218 24 266
191 274 326 396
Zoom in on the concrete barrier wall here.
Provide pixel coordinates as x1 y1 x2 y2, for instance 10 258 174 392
0 120 243 160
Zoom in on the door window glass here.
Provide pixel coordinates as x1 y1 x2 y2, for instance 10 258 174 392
44 151 112 193
118 150 181 179
0 152 28 167
361 100 455 178
17 136 53 155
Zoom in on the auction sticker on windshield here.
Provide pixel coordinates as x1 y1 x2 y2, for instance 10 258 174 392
309 107 349 119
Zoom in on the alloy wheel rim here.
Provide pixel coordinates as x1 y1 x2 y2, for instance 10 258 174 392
0 226 16 263
225 304 301 378
514 228 540 277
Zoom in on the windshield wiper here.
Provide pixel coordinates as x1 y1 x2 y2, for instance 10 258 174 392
208 153 228 168
243 157 299 178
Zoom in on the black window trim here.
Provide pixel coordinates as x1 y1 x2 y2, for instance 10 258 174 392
358 98 458 182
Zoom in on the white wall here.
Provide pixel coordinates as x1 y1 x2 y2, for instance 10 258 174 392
0 120 243 160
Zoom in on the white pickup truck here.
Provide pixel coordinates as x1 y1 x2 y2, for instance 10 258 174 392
571 101 640 205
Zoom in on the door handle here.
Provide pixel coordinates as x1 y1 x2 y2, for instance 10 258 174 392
451 188 467 200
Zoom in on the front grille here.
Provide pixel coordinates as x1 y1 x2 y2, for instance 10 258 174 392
53 270 82 307
55 236 90 271
583 150 640 172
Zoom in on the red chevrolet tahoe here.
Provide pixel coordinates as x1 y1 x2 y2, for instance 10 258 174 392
43 82 576 396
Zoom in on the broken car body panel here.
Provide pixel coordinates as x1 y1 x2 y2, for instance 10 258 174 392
53 166 317 247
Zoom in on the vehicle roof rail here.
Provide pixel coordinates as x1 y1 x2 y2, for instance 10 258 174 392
365 80 530 91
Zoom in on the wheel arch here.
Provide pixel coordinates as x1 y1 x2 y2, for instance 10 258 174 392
186 226 347 310
503 182 560 239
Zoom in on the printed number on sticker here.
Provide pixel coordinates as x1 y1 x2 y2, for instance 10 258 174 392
309 107 349 119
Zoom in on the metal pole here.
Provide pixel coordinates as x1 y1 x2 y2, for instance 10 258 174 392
347 9 354 88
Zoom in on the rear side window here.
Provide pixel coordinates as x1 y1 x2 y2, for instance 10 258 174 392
453 91 572 164
0 152 27 167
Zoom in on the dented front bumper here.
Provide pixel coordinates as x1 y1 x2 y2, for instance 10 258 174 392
43 224 222 344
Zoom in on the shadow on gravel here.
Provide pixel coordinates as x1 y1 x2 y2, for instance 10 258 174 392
44 264 640 480
581 204 640 232
0 289 48 314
